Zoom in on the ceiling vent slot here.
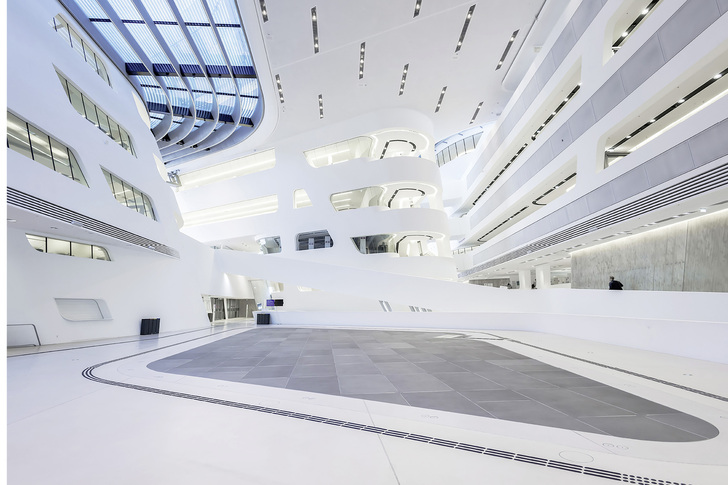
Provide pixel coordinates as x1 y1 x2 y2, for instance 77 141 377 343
6 187 179 258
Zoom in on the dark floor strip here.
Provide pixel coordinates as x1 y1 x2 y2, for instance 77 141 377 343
79 332 691 485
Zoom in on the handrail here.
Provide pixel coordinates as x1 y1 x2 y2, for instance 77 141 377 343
435 132 483 167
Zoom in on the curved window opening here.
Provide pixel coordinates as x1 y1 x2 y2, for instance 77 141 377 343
304 137 372 167
297 231 333 250
178 149 276 189
51 15 111 86
26 234 110 260
352 233 440 257
102 169 156 220
7 112 88 186
294 189 312 208
56 72 135 156
330 187 385 211
609 0 662 57
258 236 281 254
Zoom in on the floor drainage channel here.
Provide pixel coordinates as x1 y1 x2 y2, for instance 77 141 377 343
81 332 692 485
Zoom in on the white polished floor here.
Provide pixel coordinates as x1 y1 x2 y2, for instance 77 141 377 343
7 322 728 485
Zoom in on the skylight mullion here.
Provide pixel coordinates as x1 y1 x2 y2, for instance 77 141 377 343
74 0 110 19
217 27 254 67
126 23 169 63
173 0 209 24
107 0 143 20
207 0 239 25
157 25 199 64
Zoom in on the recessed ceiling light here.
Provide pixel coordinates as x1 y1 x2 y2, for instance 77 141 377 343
399 63 409 96
275 74 284 103
455 5 476 53
435 86 447 112
359 42 365 79
470 101 483 124
495 29 519 70
7 219 17 223
259 0 268 21
413 0 422 17
311 7 319 54
318 94 324 118
714 73 722 79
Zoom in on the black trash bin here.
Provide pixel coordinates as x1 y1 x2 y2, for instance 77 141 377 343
256 313 270 325
141 318 161 335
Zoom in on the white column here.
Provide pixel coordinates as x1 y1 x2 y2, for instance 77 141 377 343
518 269 531 290
535 264 551 289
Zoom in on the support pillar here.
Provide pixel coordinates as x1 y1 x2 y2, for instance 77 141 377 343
535 264 551 289
518 269 531 290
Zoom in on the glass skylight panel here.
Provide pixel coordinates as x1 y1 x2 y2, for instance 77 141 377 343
107 0 143 20
217 28 253 66
188 26 226 65
139 0 176 22
208 0 240 25
149 117 163 128
127 24 169 63
175 0 210 24
193 91 213 114
75 0 109 19
217 94 235 115
212 77 235 94
236 78 259 97
239 96 257 118
172 116 185 124
94 22 141 62
157 25 198 64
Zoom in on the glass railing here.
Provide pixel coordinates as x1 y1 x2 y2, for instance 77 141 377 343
435 131 482 167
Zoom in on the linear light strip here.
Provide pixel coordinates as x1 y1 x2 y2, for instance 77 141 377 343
413 0 422 17
359 42 365 79
311 7 319 53
455 5 475 53
472 83 581 205
319 94 324 118
275 74 284 103
612 0 660 51
606 67 728 154
435 86 447 113
259 0 268 22
399 63 409 95
470 102 483 124
496 30 519 70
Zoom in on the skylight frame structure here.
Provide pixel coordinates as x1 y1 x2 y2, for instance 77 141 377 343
59 0 262 163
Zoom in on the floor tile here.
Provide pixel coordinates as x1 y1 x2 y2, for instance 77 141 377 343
516 388 636 417
386 374 452 393
244 365 294 378
339 375 397 394
401 391 493 417
336 363 382 375
291 364 338 377
432 372 504 391
287 376 340 394
375 362 427 375
459 389 524 402
646 413 720 439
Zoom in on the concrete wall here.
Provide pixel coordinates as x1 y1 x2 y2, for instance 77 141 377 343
571 209 728 291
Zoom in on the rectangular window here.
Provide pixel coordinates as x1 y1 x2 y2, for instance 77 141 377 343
27 124 55 170
66 82 86 117
108 118 121 143
71 242 93 259
49 138 73 178
6 112 33 159
96 109 111 136
82 96 99 126
69 29 85 60
132 188 146 216
121 181 137 211
47 237 71 256
7 112 88 186
142 194 155 219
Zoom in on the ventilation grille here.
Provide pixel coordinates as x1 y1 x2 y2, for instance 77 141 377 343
461 161 728 277
7 187 180 258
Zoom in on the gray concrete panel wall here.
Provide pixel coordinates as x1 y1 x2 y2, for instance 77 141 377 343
571 209 728 291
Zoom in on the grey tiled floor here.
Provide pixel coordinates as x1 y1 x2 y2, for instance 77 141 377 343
148 327 718 442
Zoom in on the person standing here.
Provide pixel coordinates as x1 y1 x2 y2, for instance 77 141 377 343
609 276 624 290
